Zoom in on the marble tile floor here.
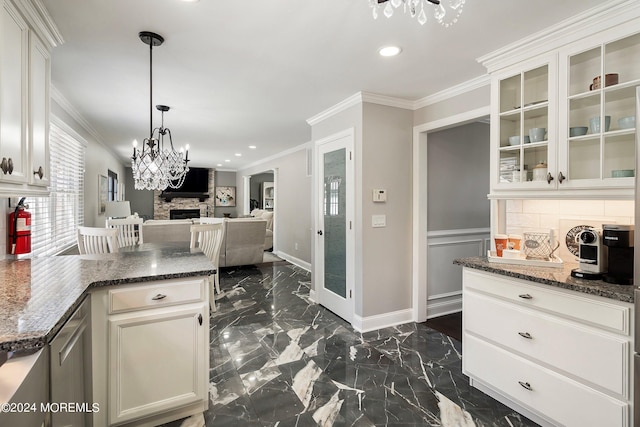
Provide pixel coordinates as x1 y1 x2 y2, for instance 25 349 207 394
164 261 539 427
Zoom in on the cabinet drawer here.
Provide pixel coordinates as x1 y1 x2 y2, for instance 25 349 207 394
463 269 631 334
463 334 628 427
108 278 206 314
465 290 629 397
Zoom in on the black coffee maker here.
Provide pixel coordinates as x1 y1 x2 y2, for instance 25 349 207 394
602 224 634 285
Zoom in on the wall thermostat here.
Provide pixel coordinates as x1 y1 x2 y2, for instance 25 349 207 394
373 189 386 202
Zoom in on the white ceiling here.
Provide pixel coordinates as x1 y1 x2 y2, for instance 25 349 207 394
41 0 604 170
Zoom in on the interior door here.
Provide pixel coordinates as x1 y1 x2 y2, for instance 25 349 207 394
315 130 354 322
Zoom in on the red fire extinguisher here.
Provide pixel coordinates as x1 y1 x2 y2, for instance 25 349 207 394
8 197 31 256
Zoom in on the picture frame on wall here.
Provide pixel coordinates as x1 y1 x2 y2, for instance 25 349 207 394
215 186 236 207
98 174 108 214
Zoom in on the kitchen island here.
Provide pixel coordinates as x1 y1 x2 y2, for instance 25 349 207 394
0 243 215 426
456 256 634 427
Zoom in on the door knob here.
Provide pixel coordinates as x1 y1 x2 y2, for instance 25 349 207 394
317 230 323 236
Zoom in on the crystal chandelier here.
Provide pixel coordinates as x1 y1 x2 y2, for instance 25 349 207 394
369 0 466 27
131 31 189 191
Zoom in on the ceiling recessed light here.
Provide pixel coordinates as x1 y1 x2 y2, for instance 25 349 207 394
379 46 402 57
181 0 199 3
224 159 230 163
235 153 242 157
249 145 257 149
216 163 222 167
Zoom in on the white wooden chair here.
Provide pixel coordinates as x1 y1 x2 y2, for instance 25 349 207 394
106 217 144 247
77 226 119 255
190 223 224 311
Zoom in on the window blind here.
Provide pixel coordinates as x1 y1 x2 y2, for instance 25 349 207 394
27 123 86 257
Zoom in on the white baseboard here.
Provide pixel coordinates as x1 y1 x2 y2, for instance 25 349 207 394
276 251 311 271
426 296 462 319
309 289 317 303
352 308 414 333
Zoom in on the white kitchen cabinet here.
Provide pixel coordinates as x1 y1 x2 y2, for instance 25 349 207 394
462 268 633 427
487 16 640 199
0 0 28 185
91 277 210 427
491 54 557 191
0 0 54 196
28 33 49 187
558 26 640 190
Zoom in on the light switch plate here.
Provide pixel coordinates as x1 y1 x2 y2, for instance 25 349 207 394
372 214 386 228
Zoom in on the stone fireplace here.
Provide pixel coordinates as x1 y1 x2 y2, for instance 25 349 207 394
152 169 215 220
170 209 200 220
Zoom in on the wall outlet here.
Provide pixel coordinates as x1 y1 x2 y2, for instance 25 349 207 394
372 189 386 203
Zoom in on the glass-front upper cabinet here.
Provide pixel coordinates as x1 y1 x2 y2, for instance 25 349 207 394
558 31 640 189
493 55 557 191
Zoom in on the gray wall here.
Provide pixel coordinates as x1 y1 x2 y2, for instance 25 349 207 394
214 170 238 217
250 172 274 208
51 98 126 227
237 147 312 264
427 122 490 231
311 102 414 319
124 166 154 220
361 103 413 318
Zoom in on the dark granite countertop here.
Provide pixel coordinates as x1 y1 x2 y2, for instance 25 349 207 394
0 243 215 354
454 256 634 304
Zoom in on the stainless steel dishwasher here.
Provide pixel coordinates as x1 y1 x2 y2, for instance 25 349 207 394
50 295 92 427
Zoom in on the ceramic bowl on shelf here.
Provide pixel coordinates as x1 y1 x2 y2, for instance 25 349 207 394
528 127 546 142
508 135 530 146
589 116 611 133
618 116 636 129
611 169 634 178
569 126 588 137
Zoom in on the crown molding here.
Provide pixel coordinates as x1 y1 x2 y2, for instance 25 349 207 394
239 141 312 172
306 93 363 126
51 85 125 163
477 0 640 73
13 0 64 49
413 74 490 110
51 86 103 143
360 92 415 110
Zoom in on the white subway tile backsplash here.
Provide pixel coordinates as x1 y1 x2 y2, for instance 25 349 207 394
604 200 635 218
557 200 605 216
522 199 559 215
506 200 523 213
507 213 540 228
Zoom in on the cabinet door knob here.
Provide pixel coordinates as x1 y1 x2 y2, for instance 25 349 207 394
557 171 566 183
7 158 13 174
546 172 554 184
33 166 44 179
198 313 203 326
518 332 533 339
518 294 533 299
317 230 323 236
518 381 533 391
151 293 167 301
0 158 7 174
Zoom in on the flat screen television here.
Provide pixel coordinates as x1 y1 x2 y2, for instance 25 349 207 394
160 167 210 201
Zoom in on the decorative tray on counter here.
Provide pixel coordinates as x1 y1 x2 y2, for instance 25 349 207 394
487 251 564 268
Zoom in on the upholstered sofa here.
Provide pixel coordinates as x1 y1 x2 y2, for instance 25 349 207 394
249 209 273 250
142 218 267 267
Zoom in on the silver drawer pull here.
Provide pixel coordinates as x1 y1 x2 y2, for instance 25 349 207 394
518 381 532 391
518 332 533 339
518 294 533 300
151 293 167 301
